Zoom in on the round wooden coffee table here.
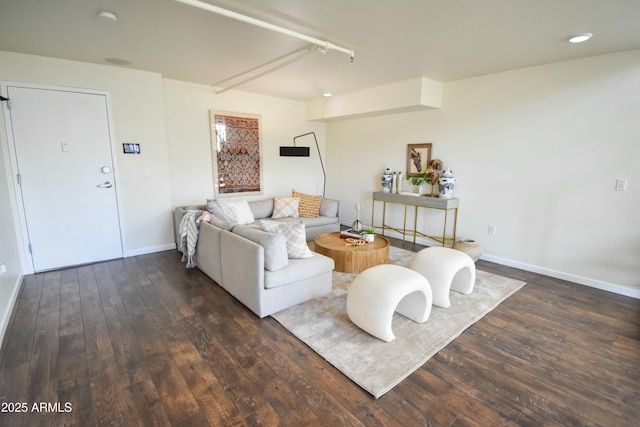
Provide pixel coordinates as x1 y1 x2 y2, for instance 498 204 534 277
314 232 390 273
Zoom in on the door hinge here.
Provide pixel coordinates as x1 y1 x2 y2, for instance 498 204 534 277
28 244 32 254
16 173 21 185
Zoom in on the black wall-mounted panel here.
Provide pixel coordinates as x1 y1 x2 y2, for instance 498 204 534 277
279 146 310 157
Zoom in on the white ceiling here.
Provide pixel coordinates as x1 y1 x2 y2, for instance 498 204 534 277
1 0 640 101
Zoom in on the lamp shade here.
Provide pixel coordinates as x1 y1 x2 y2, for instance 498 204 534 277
279 146 310 157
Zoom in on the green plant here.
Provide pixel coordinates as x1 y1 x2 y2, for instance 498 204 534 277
406 174 431 186
366 226 375 234
406 159 443 196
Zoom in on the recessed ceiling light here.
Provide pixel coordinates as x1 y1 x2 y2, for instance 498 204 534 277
105 57 131 66
323 92 333 97
568 33 593 43
98 10 118 23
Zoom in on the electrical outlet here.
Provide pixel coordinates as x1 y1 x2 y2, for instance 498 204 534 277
488 225 496 235
139 168 150 177
0 263 6 276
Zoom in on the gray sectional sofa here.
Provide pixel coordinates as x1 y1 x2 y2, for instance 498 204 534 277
174 197 340 317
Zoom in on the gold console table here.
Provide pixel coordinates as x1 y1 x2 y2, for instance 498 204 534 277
371 192 458 246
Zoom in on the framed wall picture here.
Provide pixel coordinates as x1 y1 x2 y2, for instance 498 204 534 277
406 143 432 177
210 111 263 197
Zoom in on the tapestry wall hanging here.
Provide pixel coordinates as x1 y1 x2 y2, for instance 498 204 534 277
210 111 263 196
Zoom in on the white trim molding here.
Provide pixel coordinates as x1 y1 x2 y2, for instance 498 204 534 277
351 222 640 300
480 254 640 300
0 274 22 347
125 243 177 258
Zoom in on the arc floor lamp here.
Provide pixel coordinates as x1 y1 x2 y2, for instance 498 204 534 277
280 132 326 197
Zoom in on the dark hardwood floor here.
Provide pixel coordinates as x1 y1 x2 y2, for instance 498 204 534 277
1 237 639 426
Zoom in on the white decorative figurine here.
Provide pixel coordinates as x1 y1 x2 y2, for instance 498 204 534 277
381 167 393 193
438 167 456 199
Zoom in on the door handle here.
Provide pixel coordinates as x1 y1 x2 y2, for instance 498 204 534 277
97 181 113 189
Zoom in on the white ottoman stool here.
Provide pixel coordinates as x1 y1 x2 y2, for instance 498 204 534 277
409 247 476 308
346 264 432 342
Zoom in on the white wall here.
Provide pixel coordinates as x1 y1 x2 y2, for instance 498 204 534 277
1 48 637 348
326 50 640 296
0 116 22 344
0 51 175 259
0 53 327 345
163 79 326 207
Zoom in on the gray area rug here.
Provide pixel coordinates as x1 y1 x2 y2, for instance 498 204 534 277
271 246 526 398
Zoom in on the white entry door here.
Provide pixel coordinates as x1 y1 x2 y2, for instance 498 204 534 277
5 84 123 272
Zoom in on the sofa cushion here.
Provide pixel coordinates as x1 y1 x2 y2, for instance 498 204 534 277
260 220 314 259
225 198 255 224
232 225 289 271
264 254 335 289
300 215 339 228
248 198 274 219
271 217 302 225
206 199 235 222
207 215 236 231
319 198 339 218
272 196 300 219
207 198 255 224
292 189 322 218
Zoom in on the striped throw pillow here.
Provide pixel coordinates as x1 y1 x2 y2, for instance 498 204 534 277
272 196 300 219
260 220 314 259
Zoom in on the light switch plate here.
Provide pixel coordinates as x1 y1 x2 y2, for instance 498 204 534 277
616 178 627 191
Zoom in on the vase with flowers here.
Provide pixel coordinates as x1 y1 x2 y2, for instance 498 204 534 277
406 158 442 197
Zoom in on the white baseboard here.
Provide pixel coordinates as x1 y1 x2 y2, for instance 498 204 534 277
0 274 23 348
356 223 640 300
480 254 640 299
125 243 176 258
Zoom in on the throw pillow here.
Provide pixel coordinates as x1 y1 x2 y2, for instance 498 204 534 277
223 198 255 225
271 196 300 219
206 198 235 222
208 215 235 231
260 220 314 259
292 189 322 218
232 225 289 271
207 198 255 225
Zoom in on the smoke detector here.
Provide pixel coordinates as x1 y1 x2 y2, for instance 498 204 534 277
98 10 118 23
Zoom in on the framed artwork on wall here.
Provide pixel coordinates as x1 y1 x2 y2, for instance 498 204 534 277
406 143 432 177
210 111 263 197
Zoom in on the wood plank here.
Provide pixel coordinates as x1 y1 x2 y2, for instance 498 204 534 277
0 362 30 427
57 375 92 427
0 274 43 369
58 332 88 393
147 354 201 424
127 378 173 426
255 318 400 426
0 244 638 426
436 336 630 426
107 259 148 318
160 317 245 426
410 361 524 426
252 318 367 426
26 309 60 427
59 268 83 337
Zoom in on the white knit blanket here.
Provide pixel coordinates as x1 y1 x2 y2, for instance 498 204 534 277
178 210 200 268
